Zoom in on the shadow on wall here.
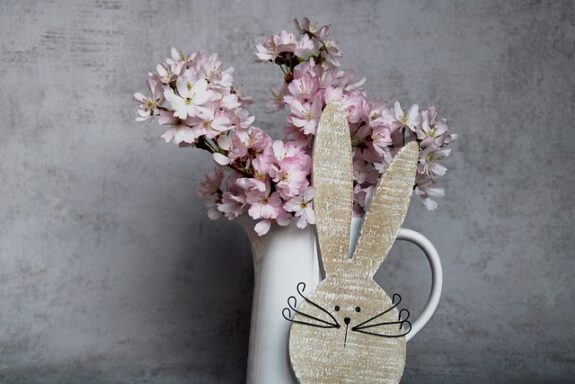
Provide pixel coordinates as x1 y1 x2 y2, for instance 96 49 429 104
146 216 256 382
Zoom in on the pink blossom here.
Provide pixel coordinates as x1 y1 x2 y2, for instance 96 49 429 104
394 101 422 132
294 18 331 43
164 77 214 119
197 168 224 220
352 184 375 217
294 60 322 81
286 96 323 135
219 93 241 110
197 53 234 88
246 187 284 221
417 107 455 148
271 140 301 161
368 102 398 131
275 31 299 53
286 73 319 103
324 86 344 104
293 18 340 67
267 86 288 112
227 127 272 161
352 159 380 185
268 141 311 199
343 90 368 124
255 41 277 62
231 108 256 129
164 47 188 76
216 134 232 151
294 34 315 58
415 175 445 211
270 161 309 199
133 77 164 121
135 21 457 231
255 31 299 62
235 176 267 193
352 124 385 165
218 191 247 219
253 212 292 236
158 110 204 145
212 153 230 165
418 144 451 176
283 124 312 147
284 187 316 229
254 220 272 236
197 167 223 198
197 107 232 137
371 125 393 160
320 39 341 67
204 197 221 220
215 173 249 220
156 63 177 84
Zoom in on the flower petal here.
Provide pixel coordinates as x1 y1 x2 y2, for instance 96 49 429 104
254 220 271 236
213 152 230 165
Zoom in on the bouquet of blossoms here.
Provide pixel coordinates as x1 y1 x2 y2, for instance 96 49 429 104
134 18 456 236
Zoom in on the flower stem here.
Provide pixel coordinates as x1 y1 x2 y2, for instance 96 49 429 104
196 136 253 177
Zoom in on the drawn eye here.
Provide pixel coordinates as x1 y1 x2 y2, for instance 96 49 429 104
334 305 340 312
355 306 361 312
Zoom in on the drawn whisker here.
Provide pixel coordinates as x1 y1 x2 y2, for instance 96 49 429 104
352 307 411 337
282 307 339 329
296 282 340 327
286 296 338 327
353 293 402 329
352 320 411 338
353 309 410 331
399 308 409 321
281 282 341 329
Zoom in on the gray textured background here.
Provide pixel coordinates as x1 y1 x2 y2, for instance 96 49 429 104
1 0 574 383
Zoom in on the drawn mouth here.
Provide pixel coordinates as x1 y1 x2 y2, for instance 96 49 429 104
343 317 351 347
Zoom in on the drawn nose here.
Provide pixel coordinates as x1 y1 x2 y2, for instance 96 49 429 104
344 317 351 325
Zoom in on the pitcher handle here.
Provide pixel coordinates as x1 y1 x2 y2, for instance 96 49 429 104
397 228 443 342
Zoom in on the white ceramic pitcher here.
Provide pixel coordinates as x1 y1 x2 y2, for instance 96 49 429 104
240 217 443 384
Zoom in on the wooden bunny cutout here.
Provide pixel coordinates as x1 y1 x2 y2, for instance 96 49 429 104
286 103 419 383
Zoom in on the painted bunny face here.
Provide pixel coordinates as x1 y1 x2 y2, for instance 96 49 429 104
288 277 408 383
285 103 419 383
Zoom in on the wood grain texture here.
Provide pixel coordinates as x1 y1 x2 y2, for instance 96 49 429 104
289 104 419 383
312 102 353 276
353 142 419 278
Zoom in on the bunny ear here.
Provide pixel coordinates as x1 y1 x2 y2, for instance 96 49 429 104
312 102 353 276
352 141 419 277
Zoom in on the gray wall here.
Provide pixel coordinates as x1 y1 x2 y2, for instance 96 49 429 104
1 1 574 383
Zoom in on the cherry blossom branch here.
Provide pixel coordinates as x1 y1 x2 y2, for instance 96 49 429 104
133 17 456 235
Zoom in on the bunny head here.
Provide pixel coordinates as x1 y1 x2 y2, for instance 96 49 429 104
286 103 419 383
